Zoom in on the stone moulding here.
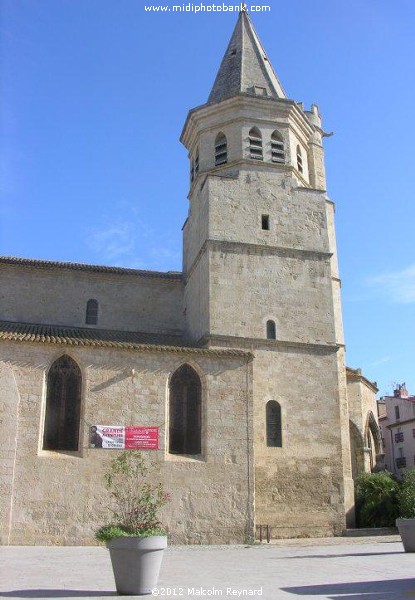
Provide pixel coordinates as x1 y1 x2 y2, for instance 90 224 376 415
0 320 253 360
0 255 183 280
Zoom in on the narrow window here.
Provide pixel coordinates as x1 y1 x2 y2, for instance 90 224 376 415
43 355 82 451
215 132 227 166
266 401 282 447
261 214 270 230
86 299 98 325
271 130 285 163
169 364 202 455
190 160 195 183
296 145 303 173
195 151 199 175
266 320 276 340
249 127 263 160
395 405 400 420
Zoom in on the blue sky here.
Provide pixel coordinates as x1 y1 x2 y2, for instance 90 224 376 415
1 0 414 396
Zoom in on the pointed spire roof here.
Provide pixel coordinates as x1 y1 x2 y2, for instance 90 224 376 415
208 10 286 104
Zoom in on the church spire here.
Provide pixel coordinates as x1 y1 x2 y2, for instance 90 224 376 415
208 9 286 104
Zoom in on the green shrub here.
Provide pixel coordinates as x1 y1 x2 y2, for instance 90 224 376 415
397 467 415 519
96 451 170 542
355 471 398 527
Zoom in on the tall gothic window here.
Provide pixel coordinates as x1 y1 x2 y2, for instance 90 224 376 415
249 127 263 160
169 364 202 455
266 320 276 340
86 299 98 325
215 132 227 166
271 130 285 163
43 355 82 451
266 400 282 447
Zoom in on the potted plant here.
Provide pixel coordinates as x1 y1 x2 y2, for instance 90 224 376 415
396 467 415 552
96 450 170 595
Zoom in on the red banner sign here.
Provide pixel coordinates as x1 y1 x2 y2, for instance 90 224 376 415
125 426 159 450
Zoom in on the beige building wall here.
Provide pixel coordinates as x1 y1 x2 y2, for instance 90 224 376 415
0 341 254 545
346 368 381 478
253 347 350 537
378 386 415 475
0 262 184 335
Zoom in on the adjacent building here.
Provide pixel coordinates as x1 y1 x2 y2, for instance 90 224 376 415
378 383 415 475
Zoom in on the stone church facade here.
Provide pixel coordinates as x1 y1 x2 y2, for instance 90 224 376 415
0 11 380 545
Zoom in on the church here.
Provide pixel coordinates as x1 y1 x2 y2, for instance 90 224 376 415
0 10 382 545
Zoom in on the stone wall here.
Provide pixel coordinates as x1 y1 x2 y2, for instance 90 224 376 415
0 263 184 335
0 341 254 545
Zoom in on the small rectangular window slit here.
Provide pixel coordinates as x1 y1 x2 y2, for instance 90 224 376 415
261 215 270 230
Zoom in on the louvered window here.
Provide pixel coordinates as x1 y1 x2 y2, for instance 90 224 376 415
215 133 227 166
249 127 263 160
271 130 285 163
296 145 303 174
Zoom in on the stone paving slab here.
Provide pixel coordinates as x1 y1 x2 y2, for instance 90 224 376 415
0 537 414 600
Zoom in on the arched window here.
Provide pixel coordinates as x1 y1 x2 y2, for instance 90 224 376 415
215 132 227 166
266 401 282 447
296 145 303 174
266 320 276 340
169 364 202 455
249 127 263 160
86 299 98 325
271 130 285 163
43 355 82 451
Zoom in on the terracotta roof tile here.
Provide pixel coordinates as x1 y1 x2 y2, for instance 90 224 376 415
0 320 252 359
0 256 183 280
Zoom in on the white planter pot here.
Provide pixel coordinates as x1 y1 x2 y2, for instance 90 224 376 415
396 519 415 553
107 535 167 595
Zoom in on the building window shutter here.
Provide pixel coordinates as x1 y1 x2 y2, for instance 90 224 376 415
215 132 228 166
271 130 285 163
249 127 263 160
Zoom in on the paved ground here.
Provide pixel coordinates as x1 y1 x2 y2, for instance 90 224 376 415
1 535 414 599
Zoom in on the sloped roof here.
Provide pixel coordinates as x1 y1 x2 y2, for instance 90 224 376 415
0 256 183 280
0 320 252 359
208 10 286 104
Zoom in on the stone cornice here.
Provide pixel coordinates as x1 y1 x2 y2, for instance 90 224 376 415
200 334 341 354
0 256 183 281
185 238 332 281
346 367 378 393
181 95 313 149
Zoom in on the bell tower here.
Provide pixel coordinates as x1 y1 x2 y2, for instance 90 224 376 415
181 10 354 536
